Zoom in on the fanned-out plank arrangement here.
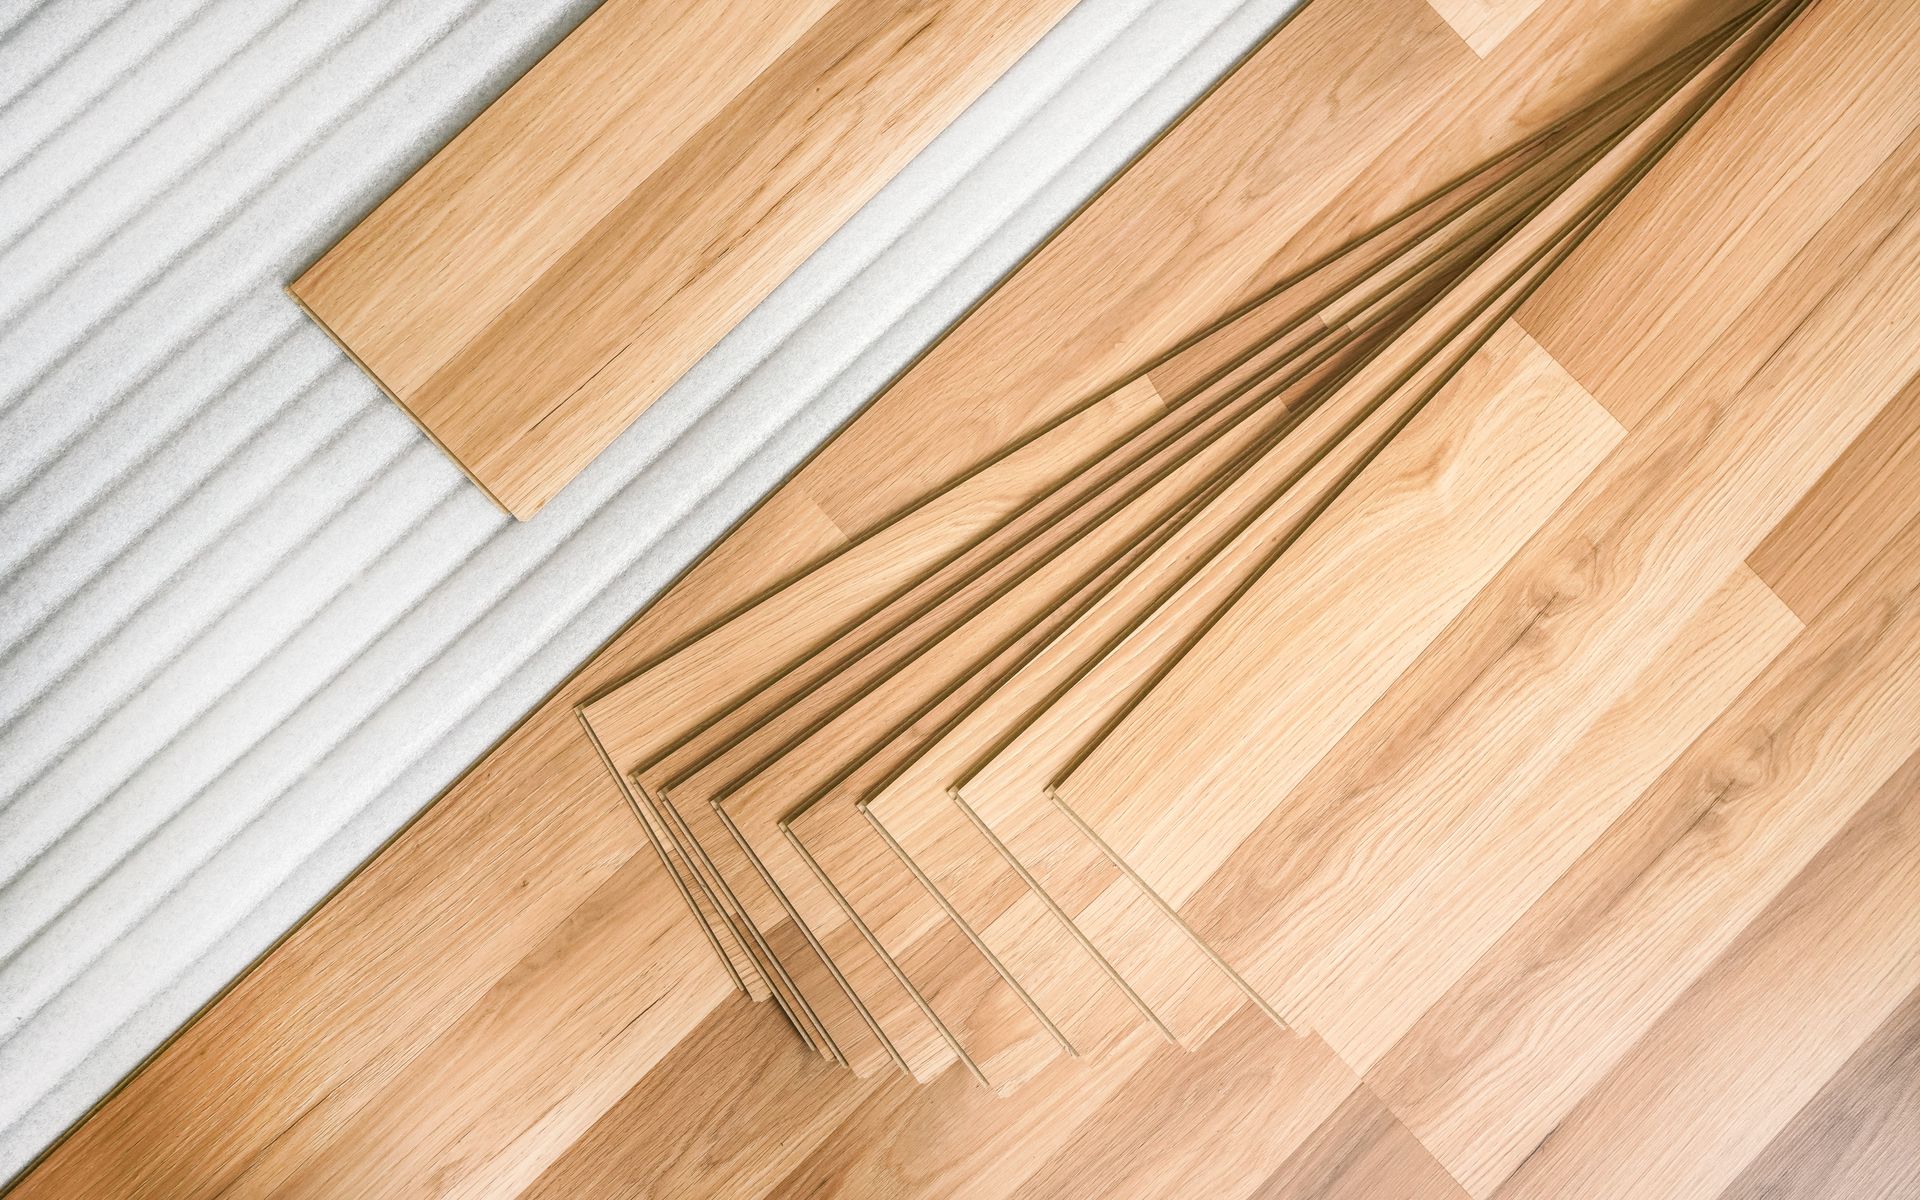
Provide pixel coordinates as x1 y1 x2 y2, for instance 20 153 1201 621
21 0 1920 1194
574 0 1818 1091
288 0 1077 517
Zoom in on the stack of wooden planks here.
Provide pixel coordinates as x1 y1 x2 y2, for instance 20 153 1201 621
19 0 1920 1193
572 0 1827 1093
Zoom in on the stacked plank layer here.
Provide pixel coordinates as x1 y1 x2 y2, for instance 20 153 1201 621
571 0 1855 1100
17 0 1920 1194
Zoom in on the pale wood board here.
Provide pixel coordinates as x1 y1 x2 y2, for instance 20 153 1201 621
15 2 1920 1197
292 0 1077 517
1718 970 1920 1200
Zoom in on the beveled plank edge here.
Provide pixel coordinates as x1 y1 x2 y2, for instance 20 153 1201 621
283 284 519 519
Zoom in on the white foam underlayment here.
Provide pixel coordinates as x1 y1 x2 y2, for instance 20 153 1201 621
0 0 1302 1180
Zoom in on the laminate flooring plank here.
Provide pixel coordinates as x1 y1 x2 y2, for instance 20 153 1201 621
1048 321 1621 932
1717 975 1920 1200
1489 743 1920 1200
295 0 1076 517
865 95 1652 1052
289 0 832 399
517 995 887 1200
1369 508 1920 1197
1006 1007 1356 1200
1423 0 1548 58
1749 367 1920 621
1514 0 1920 425
1251 1084 1471 1200
1185 562 1797 1065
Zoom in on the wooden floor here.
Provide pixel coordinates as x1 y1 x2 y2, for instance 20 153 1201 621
11 0 1920 1196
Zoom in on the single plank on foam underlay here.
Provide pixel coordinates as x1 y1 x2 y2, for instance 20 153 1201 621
1490 742 1920 1200
1369 506 1920 1198
1718 971 1920 1200
1047 319 1620 949
1512 0 1920 426
291 0 1075 517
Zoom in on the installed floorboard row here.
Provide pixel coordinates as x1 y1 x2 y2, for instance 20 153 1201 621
1748 371 1920 621
292 0 1077 517
20 1 1920 1196
1718 967 1920 1200
1372 507 1920 1195
1491 732 1920 1200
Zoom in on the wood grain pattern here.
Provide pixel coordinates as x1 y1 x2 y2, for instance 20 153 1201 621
18 3 1920 1197
1372 506 1920 1196
1253 1085 1470 1200
1187 563 1797 1065
1718 970 1920 1200
1749 367 1920 621
291 0 1075 517
1050 322 1621 911
1514 0 1920 424
1492 739 1920 1200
